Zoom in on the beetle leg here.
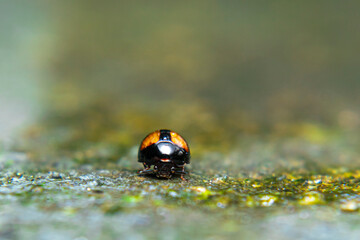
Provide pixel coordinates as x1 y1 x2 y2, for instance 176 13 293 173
143 163 151 170
173 166 188 181
139 163 153 174
140 169 154 174
180 175 187 181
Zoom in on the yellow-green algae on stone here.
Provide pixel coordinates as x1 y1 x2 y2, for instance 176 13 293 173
1 169 359 212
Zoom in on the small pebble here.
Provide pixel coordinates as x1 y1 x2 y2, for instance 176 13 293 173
340 201 359 212
48 171 62 179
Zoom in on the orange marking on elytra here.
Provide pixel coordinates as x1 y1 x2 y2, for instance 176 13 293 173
140 130 160 150
170 131 189 152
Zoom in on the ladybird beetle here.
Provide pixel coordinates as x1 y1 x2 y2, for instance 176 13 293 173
138 129 190 180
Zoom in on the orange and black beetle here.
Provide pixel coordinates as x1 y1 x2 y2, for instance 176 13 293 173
138 129 190 180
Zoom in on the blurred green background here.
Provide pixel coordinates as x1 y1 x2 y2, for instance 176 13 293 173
2 1 360 167
44 1 360 126
1 1 360 240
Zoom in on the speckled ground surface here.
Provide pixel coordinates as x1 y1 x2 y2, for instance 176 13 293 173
1 127 360 240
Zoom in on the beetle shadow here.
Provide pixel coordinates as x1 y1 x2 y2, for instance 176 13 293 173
138 172 184 181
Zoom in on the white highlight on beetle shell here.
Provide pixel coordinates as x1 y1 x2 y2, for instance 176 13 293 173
158 144 172 155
